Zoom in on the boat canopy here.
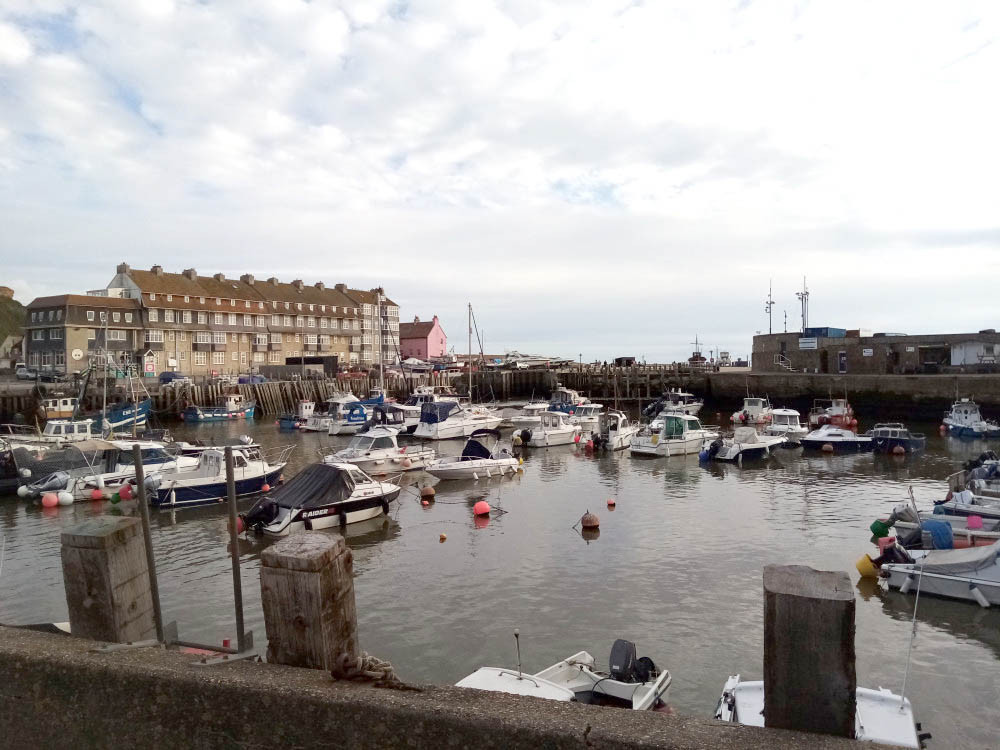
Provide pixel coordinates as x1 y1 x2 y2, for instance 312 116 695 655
269 463 356 510
461 435 496 461
420 401 461 424
919 540 1000 575
733 427 760 443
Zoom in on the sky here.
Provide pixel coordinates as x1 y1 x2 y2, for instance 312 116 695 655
1 1 999 363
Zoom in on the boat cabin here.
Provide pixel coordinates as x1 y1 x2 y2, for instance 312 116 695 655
947 399 984 424
522 402 549 416
665 389 699 406
770 409 802 427
659 414 704 437
549 386 586 410
741 397 770 415
42 397 79 419
343 431 398 455
572 404 603 418
41 420 95 440
539 411 573 430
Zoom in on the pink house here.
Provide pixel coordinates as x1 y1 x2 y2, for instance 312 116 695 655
399 315 447 359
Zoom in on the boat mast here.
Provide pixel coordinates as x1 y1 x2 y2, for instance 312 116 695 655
377 290 384 392
468 303 473 401
796 276 809 332
764 279 774 335
102 306 108 437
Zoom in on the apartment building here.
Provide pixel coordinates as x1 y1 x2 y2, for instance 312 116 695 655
343 287 400 367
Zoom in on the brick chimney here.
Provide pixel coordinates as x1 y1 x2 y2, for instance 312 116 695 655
116 262 131 274
314 281 325 291
292 279 304 291
183 268 197 280
267 277 279 285
240 274 255 285
213 273 225 281
334 283 347 292
413 316 420 323
151 265 164 276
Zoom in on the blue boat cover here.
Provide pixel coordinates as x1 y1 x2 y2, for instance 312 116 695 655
461 436 494 461
420 401 461 424
922 519 954 550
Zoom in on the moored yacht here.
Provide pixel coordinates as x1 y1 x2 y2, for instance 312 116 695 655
508 402 550 431
519 410 581 447
730 396 773 425
413 401 502 440
568 402 603 433
591 410 640 451
800 424 873 452
808 397 856 430
182 393 255 422
943 398 1000 438
548 385 588 414
867 423 926 454
424 429 520 480
702 427 785 462
763 408 807 444
631 413 717 457
327 401 372 436
642 389 703 418
324 426 435 474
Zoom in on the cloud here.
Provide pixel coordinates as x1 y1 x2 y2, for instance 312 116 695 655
1 1 999 361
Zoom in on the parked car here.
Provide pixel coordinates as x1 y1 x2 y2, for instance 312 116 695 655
38 368 68 383
15 366 37 380
159 372 193 387
209 375 236 386
237 374 267 384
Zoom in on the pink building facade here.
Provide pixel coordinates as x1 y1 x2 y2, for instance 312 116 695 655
399 315 447 359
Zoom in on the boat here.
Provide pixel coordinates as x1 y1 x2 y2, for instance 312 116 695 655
875 503 1000 549
730 396 773 425
363 402 421 434
630 413 717 457
942 398 1000 439
327 401 372 436
518 410 580 447
360 388 388 406
808 397 856 430
548 385 588 414
413 402 502 441
508 402 551 431
591 410 641 451
714 675 922 748
138 443 292 508
391 386 463 433
763 408 808 444
568 402 603 433
241 462 401 537
424 429 520 480
702 427 785 463
278 399 320 430
867 423 926 454
324 426 435 474
642 389 703 418
800 424 873 452
41 396 79 419
933 488 1000 522
181 393 255 422
879 539 1000 608
457 638 671 711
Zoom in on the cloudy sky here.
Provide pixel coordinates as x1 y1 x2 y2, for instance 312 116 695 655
1 1 998 362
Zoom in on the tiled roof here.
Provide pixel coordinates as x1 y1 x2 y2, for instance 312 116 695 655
28 294 140 309
399 321 436 339
345 288 398 307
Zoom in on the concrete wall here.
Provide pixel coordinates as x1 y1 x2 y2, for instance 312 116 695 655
0 626 864 750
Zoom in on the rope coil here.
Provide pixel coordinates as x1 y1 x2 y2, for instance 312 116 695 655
331 651 420 691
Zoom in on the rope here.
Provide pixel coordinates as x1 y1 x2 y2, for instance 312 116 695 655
331 651 420 691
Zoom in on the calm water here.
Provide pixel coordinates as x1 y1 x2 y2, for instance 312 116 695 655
2 410 999 747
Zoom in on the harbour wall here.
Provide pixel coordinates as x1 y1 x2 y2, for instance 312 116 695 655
0 625 868 750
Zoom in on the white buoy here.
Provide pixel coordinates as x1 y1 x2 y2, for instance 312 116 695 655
57 491 74 506
16 485 29 498
900 574 914 594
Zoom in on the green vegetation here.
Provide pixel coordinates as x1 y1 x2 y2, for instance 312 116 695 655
0 295 26 346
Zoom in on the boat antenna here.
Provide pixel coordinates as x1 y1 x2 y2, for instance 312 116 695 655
514 628 522 680
764 279 774 335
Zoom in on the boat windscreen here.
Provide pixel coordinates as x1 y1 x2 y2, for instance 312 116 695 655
420 401 461 424
270 463 356 510
460 439 493 461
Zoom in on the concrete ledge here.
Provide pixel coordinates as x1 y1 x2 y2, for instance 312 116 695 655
0 626 876 749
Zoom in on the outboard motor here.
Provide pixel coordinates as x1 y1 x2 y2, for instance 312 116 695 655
241 498 279 533
24 470 71 498
707 438 724 460
609 639 638 683
519 429 532 445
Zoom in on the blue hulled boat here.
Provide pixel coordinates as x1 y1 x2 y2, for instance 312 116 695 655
943 398 1000 439
182 393 256 423
867 423 926 454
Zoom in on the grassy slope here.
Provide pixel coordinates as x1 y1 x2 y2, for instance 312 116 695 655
0 296 26 346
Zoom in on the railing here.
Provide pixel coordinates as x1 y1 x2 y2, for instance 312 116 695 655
774 353 794 371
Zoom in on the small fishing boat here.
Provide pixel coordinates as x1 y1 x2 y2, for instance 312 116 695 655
630 413 717 457
425 429 519 480
642 389 703 418
518 410 580 447
879 540 1000 608
800 424 873 452
181 393 255 422
933 488 1000 522
942 398 1000 439
808 397 855 430
548 385 588 414
327 401 372 436
730 396 773 426
763 408 807 444
364 402 420 434
568 402 603 433
277 399 319 430
413 402 502 441
867 423 926 454
457 637 671 711
41 396 79 420
702 427 785 463
241 462 401 537
325 426 436 474
714 675 922 748
508 401 551 430
875 503 1000 549
591 410 640 451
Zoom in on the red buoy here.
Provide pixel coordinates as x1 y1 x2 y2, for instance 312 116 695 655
90 488 103 501
118 483 133 501
421 500 429 507
41 493 59 508
607 497 616 508
235 517 245 535
261 483 271 492
473 500 491 516
573 434 581 444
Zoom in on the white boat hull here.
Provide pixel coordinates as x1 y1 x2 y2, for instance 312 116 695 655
883 563 1000 606
527 427 580 447
631 433 705 457
265 502 389 538
414 414 503 440
426 456 520 480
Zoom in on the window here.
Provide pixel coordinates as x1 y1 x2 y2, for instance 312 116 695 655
149 309 158 322
149 293 155 301
330 318 339 329
363 304 372 315
271 314 281 326
200 297 205 304
229 313 237 325
30 312 37 322
232 351 238 361
87 310 94 321
270 333 282 344
283 315 292 326
241 333 249 343
184 296 189 303
294 334 300 343
168 331 175 341
216 297 221 305
87 329 96 340
230 299 235 307
240 351 247 365
180 351 186 361
125 312 133 323
32 330 44 341
256 315 265 327
212 351 225 365
295 316 304 327
255 334 268 345
284 302 289 310
305 334 318 345
182 310 192 323
195 332 211 344
213 331 226 344
259 302 264 310
231 333 238 343
243 314 252 326
268 351 280 363
245 300 250 309
253 352 264 363
145 330 164 343
307 316 316 327
296 303 302 311
164 309 174 322
286 334 292 342
100 311 107 322
179 332 186 341
320 335 330 346
320 318 328 328
166 294 172 302
198 312 206 324
194 351 207 366
107 329 126 341
214 313 223 324
48 328 62 340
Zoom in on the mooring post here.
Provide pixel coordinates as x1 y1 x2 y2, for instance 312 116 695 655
259 533 359 670
763 565 856 738
60 517 156 643
132 443 165 643
225 447 247 652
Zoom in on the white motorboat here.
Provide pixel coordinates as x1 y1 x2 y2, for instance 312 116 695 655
508 401 551 431
365 402 421 434
880 540 1000 607
327 401 373 436
324 426 436 474
642 389 703 418
714 675 922 748
730 396 773 426
548 385 588 414
518 411 581 447
592 410 640 451
241 462 401 537
763 408 807 444
942 398 1000 439
800 424 873 452
808 397 856 430
298 394 359 432
703 427 785 463
393 386 464 433
630 413 717 457
425 429 520 480
934 488 1000 522
457 638 671 711
568 402 603 433
413 402 502 441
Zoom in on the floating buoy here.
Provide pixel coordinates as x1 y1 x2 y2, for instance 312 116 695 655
109 492 121 505
90 488 104 501
607 497 616 508
821 443 834 453
235 517 245 534
580 510 600 529
57 491 74 506
856 554 878 579
261 483 271 492
41 493 59 508
573 434 581 444
118 483 133 501
512 434 522 446
16 485 28 499
892 445 906 455
698 449 709 462
420 486 436 499
473 500 491 516
439 533 447 543
586 440 594 450
421 500 429 507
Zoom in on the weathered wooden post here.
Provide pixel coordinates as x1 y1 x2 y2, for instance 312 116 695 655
763 565 856 738
60 517 156 643
260 533 359 670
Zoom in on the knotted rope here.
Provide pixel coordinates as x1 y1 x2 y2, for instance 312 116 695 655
331 651 421 691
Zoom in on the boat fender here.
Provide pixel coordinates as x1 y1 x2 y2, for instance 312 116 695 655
338 511 347 528
303 518 313 531
381 498 390 514
969 585 990 608
520 429 532 445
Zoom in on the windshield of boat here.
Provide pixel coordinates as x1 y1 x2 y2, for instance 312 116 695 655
661 415 687 437
346 436 374 452
773 414 797 426
117 447 174 465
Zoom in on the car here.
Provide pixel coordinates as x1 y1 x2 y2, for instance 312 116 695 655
237 374 267 384
159 372 193 387
15 366 37 380
38 369 68 383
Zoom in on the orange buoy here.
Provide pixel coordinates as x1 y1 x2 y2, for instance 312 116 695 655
421 486 436 499
90 488 103 501
821 443 834 453
421 500 429 507
41 493 59 508
607 497 616 508
261 483 271 492
581 510 600 528
439 533 447 543
473 500 491 516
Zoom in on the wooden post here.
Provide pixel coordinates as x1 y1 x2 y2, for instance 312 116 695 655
763 565 856 738
60 517 156 643
259 533 359 670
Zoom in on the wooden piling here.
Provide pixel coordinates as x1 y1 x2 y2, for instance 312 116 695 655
60 517 156 643
259 533 359 670
763 565 856 738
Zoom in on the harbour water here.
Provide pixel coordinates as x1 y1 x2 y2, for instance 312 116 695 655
1 411 998 747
